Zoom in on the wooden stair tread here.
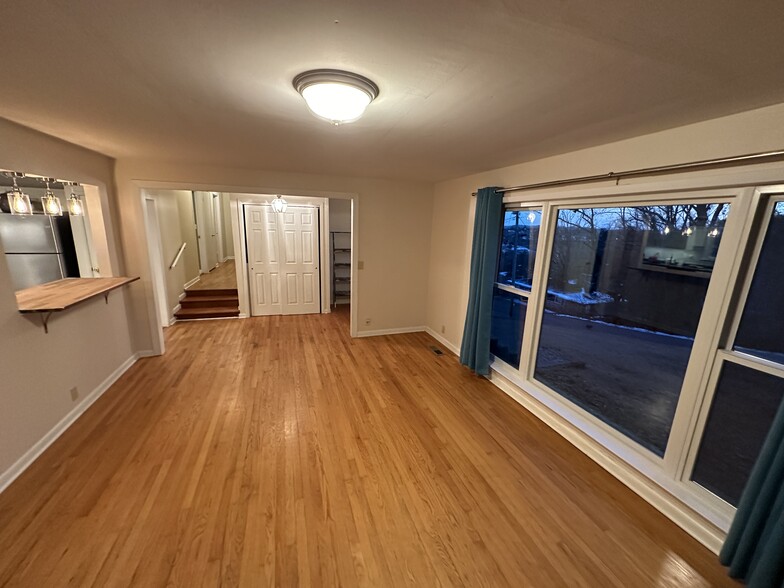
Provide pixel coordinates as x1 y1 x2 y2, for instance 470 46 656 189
174 306 240 319
185 288 238 297
181 295 238 303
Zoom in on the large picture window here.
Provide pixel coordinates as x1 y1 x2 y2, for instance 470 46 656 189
533 203 729 455
480 185 784 530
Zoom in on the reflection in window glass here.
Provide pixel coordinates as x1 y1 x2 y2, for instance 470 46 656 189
691 362 784 506
490 288 527 368
734 201 784 366
534 203 729 455
497 209 541 291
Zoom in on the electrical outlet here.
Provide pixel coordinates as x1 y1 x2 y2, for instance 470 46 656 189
441 325 445 334
364 318 371 326
69 387 79 401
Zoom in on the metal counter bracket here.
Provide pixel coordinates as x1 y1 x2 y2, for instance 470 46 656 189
40 311 53 334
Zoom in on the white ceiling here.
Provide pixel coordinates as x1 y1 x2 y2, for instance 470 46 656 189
2 1 784 182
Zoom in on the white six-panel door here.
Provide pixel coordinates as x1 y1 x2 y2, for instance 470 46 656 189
247 204 282 316
246 204 320 316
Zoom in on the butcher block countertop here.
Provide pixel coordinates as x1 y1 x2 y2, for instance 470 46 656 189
15 277 139 313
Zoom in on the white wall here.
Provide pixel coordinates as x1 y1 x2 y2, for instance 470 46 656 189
0 117 135 486
426 102 784 351
114 160 434 353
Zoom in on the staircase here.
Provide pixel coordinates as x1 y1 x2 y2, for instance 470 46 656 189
174 288 240 320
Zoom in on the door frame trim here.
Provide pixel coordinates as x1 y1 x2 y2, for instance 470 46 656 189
141 194 171 352
233 191 357 336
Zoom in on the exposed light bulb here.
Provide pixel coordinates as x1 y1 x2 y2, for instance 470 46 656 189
42 191 63 216
663 226 671 235
68 193 84 216
271 195 288 213
8 174 33 216
683 226 693 236
9 189 32 215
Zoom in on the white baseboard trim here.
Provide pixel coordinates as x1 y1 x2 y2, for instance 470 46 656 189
488 367 725 554
423 327 460 356
0 351 145 495
184 276 200 290
355 326 425 338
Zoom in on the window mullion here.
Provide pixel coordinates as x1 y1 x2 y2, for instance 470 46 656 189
518 201 555 380
665 187 759 479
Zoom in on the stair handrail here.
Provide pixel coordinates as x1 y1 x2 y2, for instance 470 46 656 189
169 242 187 270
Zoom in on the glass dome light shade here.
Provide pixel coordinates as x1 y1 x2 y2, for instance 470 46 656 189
294 69 379 125
301 83 372 124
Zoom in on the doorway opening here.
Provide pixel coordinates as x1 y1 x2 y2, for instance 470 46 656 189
141 190 240 327
182 191 239 319
141 186 357 353
328 197 352 328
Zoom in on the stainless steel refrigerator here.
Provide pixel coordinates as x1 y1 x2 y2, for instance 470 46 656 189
0 213 67 290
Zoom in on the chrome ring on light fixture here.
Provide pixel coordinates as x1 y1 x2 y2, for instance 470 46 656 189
293 69 379 125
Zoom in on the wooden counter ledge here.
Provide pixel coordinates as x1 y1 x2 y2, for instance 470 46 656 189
16 277 139 313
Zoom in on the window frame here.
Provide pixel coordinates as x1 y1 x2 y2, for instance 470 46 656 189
678 190 784 520
489 203 545 367
488 184 761 532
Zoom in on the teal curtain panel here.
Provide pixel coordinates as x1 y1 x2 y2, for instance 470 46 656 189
460 187 503 376
720 400 784 587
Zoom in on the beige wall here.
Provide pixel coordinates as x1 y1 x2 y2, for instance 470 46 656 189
176 191 200 284
427 102 784 351
0 118 134 483
329 198 351 232
114 160 434 352
220 194 234 259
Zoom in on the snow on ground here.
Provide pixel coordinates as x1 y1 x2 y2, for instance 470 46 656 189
547 288 613 305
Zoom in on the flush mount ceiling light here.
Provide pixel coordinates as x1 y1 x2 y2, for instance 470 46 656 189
271 195 288 213
293 69 379 125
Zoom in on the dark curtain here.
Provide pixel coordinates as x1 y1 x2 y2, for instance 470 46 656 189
460 187 503 376
720 399 784 587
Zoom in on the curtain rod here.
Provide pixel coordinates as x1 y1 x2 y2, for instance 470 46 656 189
471 149 784 196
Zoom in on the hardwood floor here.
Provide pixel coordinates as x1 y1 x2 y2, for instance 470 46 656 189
188 259 237 291
0 309 736 587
